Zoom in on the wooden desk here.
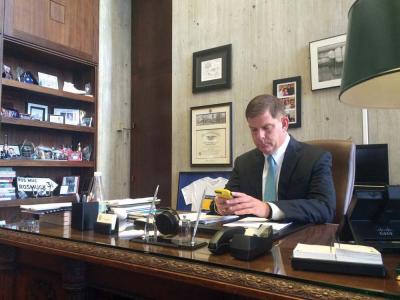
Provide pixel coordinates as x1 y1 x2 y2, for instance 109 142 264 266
0 223 398 299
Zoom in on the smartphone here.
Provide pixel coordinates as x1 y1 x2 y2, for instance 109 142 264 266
214 188 233 199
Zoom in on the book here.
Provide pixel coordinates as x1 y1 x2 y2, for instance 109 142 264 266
20 202 72 214
39 211 71 226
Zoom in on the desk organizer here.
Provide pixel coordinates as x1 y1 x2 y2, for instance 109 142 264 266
71 202 99 231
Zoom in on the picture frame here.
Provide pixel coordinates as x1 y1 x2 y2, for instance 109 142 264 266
190 102 232 167
53 108 80 125
81 116 93 127
38 72 59 90
309 34 346 90
192 44 232 93
0 145 20 158
273 76 302 129
27 102 48 121
49 114 65 124
60 176 80 195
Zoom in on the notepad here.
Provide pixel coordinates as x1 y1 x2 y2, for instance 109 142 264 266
293 243 383 265
291 243 386 277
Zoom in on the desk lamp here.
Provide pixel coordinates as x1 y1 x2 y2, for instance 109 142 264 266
338 0 400 252
339 0 400 108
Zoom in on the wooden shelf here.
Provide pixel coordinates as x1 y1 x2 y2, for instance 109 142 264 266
1 116 95 133
1 79 95 103
0 195 76 208
0 160 94 168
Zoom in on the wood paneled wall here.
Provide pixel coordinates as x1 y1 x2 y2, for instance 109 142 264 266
171 0 400 207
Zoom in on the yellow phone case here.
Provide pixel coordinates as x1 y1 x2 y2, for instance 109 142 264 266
214 188 232 199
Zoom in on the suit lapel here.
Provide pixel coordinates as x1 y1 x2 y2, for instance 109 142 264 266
278 137 301 199
253 150 264 199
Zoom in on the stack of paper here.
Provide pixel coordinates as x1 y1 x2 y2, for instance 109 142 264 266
178 212 238 224
107 197 161 220
334 243 383 265
293 243 383 265
293 243 335 261
223 217 292 232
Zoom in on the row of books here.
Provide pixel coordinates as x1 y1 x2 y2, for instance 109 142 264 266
0 167 16 201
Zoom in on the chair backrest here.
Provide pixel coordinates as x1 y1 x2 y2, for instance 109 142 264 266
306 139 356 224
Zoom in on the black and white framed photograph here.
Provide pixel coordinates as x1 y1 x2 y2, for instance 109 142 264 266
190 102 232 167
49 114 65 124
273 76 302 128
192 44 232 93
310 34 346 90
0 145 20 158
53 108 80 125
60 176 80 195
27 102 48 121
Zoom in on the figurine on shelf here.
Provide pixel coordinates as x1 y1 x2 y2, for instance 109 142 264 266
82 144 92 161
19 140 35 159
1 134 10 160
2 64 13 79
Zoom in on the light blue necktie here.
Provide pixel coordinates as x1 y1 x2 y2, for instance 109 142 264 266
264 155 277 202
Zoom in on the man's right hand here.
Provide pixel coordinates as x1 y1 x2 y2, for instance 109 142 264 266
215 196 232 215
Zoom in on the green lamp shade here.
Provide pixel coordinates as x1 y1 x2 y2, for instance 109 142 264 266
339 0 400 108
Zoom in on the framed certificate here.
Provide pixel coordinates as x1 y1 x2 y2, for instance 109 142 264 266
190 102 232 166
192 44 232 93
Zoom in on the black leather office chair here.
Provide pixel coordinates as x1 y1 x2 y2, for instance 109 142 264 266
306 139 356 224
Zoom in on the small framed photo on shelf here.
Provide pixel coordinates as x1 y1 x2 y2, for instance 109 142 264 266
190 102 232 167
27 102 48 121
273 76 302 129
38 72 59 90
53 108 81 125
0 145 20 158
49 114 65 124
68 151 82 161
81 116 93 127
60 176 80 195
192 44 232 93
309 34 346 90
1 107 19 118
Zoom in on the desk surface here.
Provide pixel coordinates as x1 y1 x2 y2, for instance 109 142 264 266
0 222 399 299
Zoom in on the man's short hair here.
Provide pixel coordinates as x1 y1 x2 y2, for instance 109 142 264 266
245 94 286 119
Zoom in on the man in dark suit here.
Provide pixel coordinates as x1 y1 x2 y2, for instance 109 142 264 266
214 94 335 223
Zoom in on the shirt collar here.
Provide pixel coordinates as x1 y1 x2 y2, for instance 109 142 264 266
264 133 290 166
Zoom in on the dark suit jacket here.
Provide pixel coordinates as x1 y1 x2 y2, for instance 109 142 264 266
225 137 336 223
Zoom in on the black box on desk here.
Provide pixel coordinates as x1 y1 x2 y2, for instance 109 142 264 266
71 202 99 231
94 217 119 235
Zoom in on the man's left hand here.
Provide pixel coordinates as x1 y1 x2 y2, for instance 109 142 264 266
225 192 270 218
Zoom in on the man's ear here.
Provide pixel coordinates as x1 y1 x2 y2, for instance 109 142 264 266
281 115 289 131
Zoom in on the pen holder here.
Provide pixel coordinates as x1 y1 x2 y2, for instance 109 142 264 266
230 234 273 261
71 202 99 231
94 218 119 235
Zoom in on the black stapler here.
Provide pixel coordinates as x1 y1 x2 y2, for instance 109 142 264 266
208 227 245 255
